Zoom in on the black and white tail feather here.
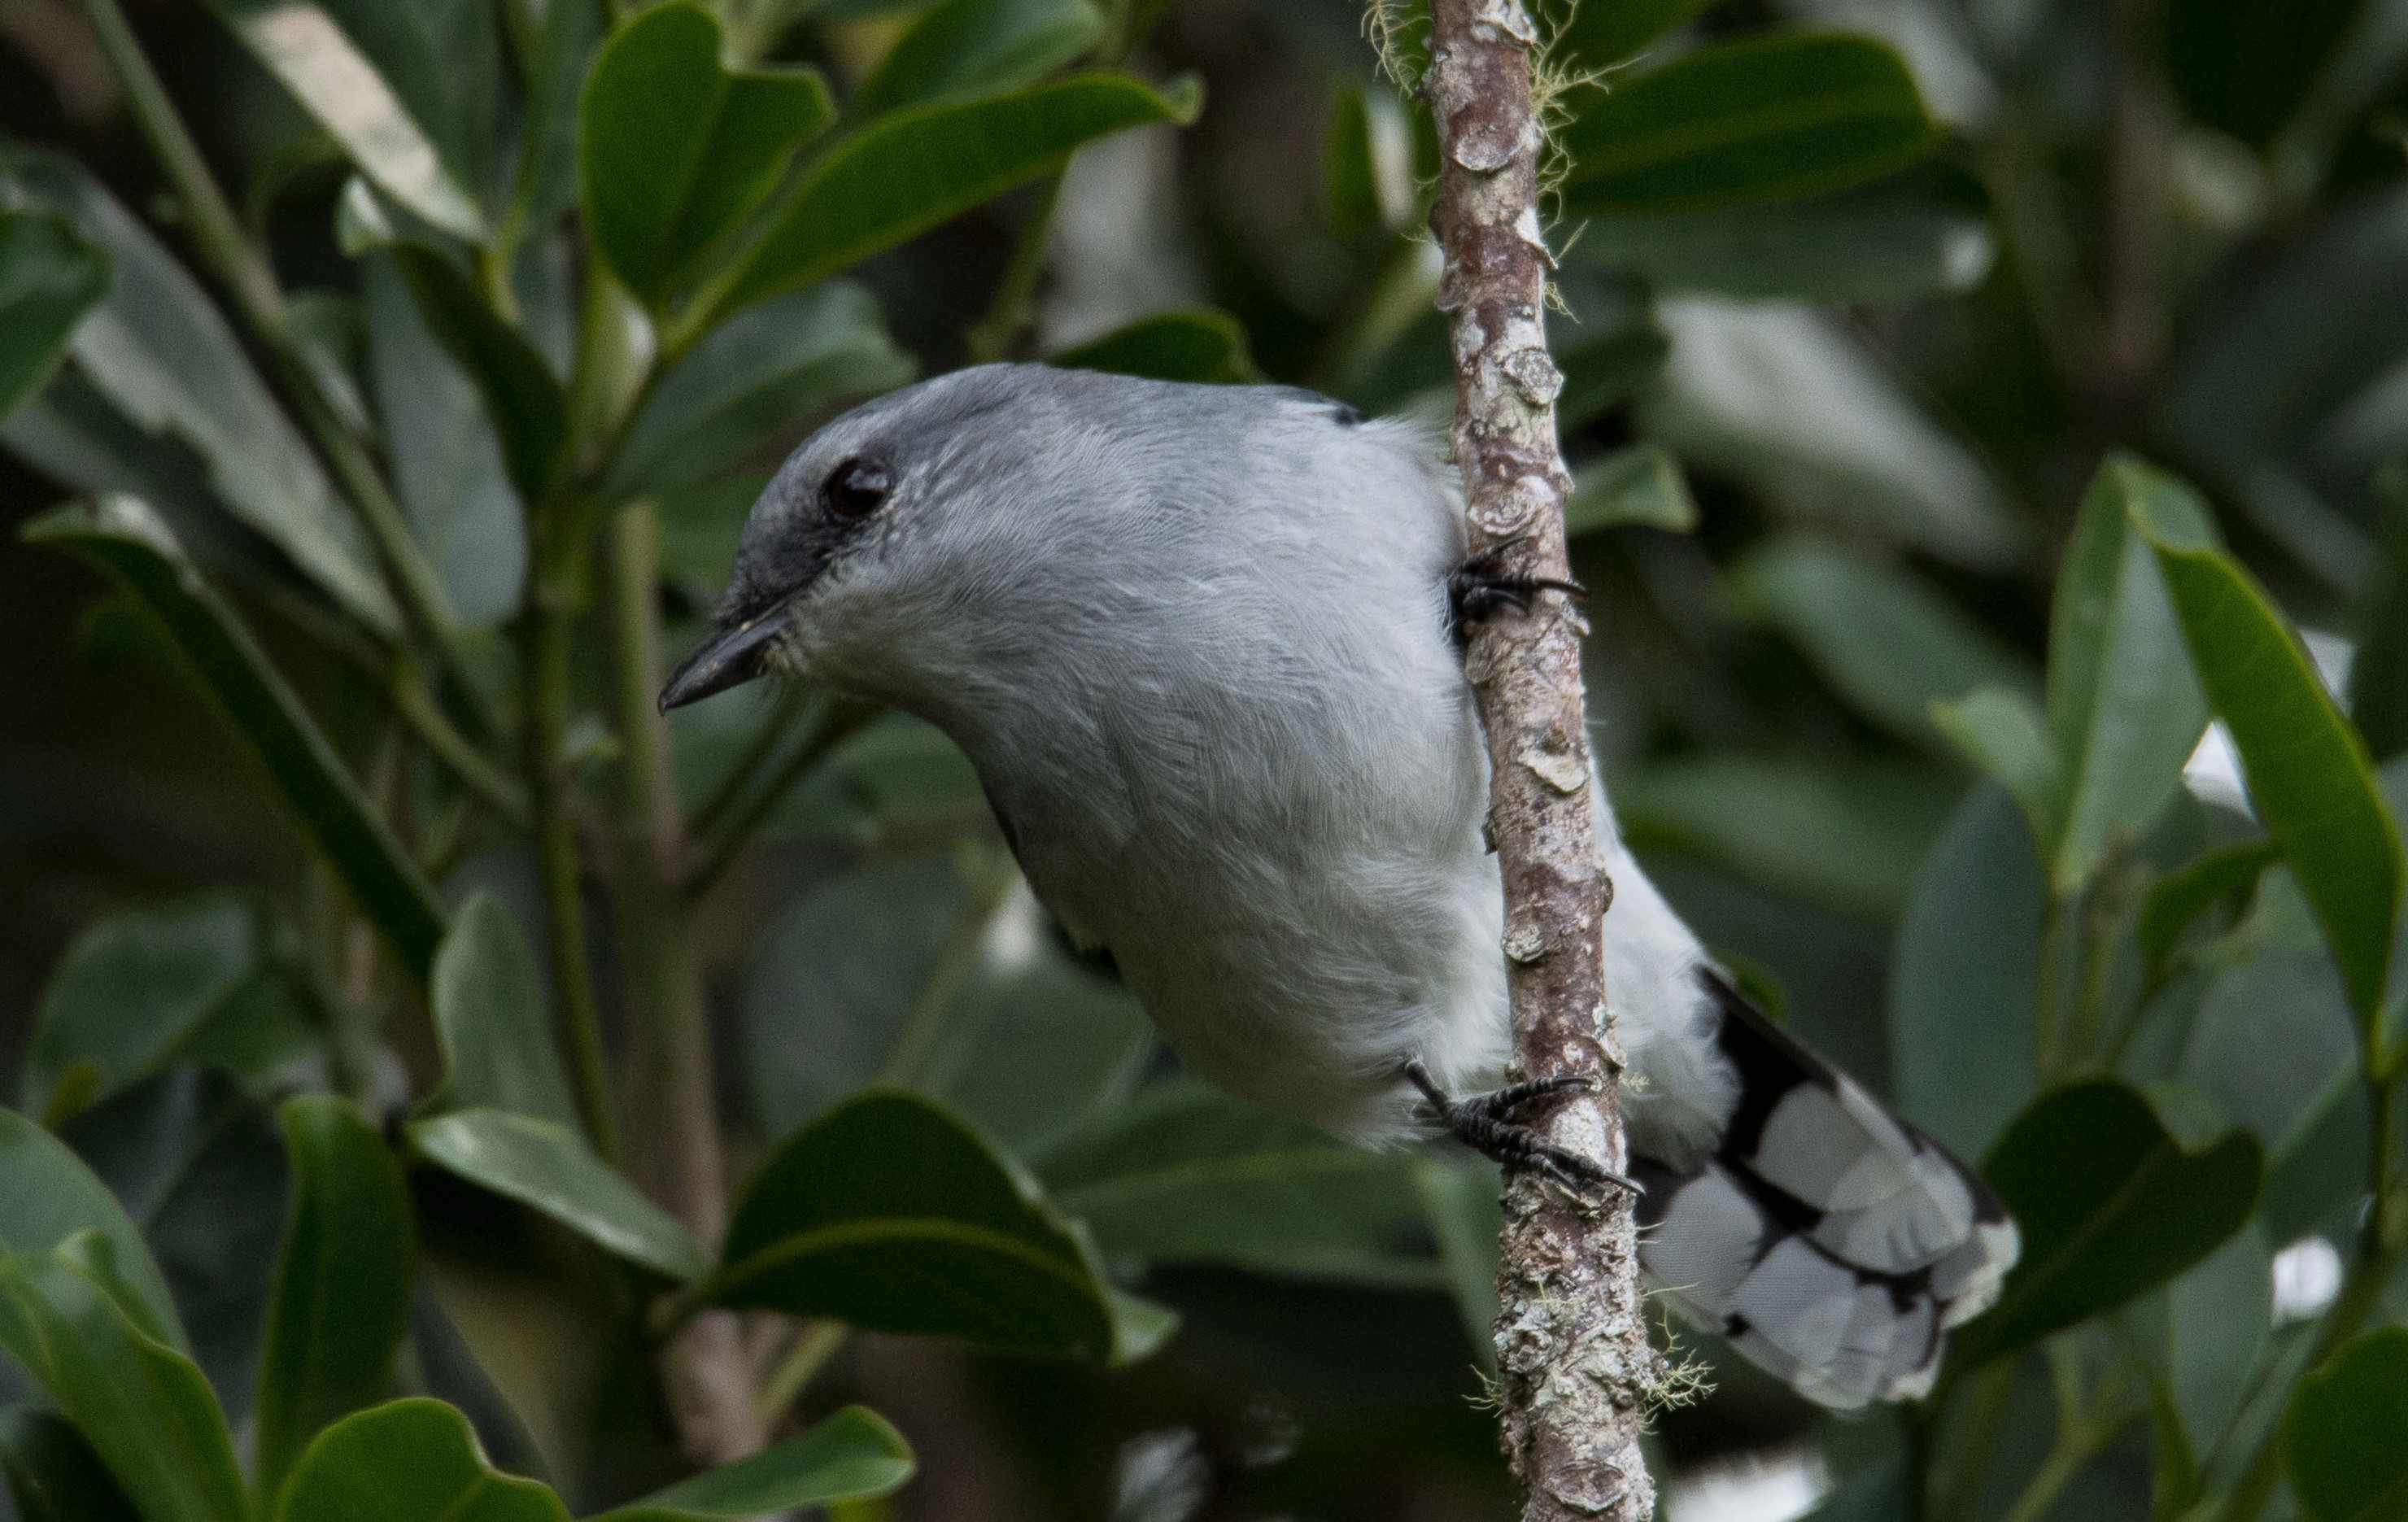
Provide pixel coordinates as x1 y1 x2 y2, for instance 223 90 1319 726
1629 970 2018 1408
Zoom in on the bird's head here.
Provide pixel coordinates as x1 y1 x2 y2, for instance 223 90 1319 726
657 363 1101 715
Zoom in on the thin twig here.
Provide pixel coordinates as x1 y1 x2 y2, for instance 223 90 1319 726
1420 2 1656 1517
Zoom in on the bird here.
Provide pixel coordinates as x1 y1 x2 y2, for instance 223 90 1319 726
660 363 2019 1408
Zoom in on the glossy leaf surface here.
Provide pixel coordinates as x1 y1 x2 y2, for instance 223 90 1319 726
715 1091 1170 1362
19 895 255 1117
0 1249 245 1522
610 281 911 496
273 1399 566 1522
390 245 565 502
0 211 107 422
0 1110 181 1349
408 1110 709 1281
714 74 1200 317
425 895 579 1130
0 149 395 630
2047 457 2215 892
1040 1083 1440 1286
2137 502 2403 1031
1559 34 1936 216
848 0 1101 119
593 1406 914 1519
1573 164 1993 303
2284 1326 2408 1522
1889 784 2044 1161
201 0 496 239
580 3 832 302
1956 1080 2262 1367
252 1096 415 1498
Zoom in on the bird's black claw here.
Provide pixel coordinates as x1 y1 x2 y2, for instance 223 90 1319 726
1446 548 1587 645
1403 1060 1638 1196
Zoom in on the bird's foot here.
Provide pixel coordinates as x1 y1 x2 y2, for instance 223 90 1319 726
1446 546 1586 643
1404 1060 1638 1196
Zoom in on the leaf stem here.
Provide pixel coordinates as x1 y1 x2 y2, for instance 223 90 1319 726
521 547 622 1164
755 1319 851 1422
1996 1348 2143 1522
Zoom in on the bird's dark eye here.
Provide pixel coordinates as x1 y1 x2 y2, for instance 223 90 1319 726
823 456 892 521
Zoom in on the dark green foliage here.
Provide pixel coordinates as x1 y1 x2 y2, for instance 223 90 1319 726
1958 1080 2262 1367
2 0 2406 1513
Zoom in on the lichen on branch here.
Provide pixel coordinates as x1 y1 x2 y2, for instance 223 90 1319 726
1417 1 1660 1517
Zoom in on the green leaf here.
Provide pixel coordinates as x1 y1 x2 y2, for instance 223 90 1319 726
2284 1326 2408 1522
1565 443 1697 534
21 498 447 982
1644 299 2027 569
711 72 1201 321
609 281 912 497
0 1406 139 1522
2138 839 2282 983
1954 1080 2262 1368
59 1071 290 1424
592 1406 914 1519
2169 0 2361 150
0 211 107 423
0 1249 245 1522
2351 482 2408 765
2179 947 2360 1225
580 3 833 303
1571 163 1994 304
2161 1219 2273 1467
424 895 579 1130
1322 85 1410 241
0 1110 182 1352
713 1090 1171 1363
1559 33 1937 216
1727 534 2039 748
253 1096 415 1499
390 245 565 503
1888 784 2044 1161
202 0 495 239
273 1398 567 1522
20 895 255 1117
360 251 525 628
2045 457 2216 892
0 148 396 631
504 0 605 241
1046 309 1259 384
407 1110 709 1282
2136 505 2404 1031
849 0 1101 119
739 858 1154 1153
1617 754 1960 921
1040 1083 1440 1287
1542 0 1709 71
1930 687 2063 854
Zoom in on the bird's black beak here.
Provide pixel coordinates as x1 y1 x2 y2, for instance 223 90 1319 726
658 609 789 713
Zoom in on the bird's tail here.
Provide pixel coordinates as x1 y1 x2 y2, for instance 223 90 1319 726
1633 970 2019 1409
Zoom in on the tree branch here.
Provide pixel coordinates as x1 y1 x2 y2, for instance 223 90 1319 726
1420 4 1658 1518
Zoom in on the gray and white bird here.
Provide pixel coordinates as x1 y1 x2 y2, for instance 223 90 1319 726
661 364 2018 1408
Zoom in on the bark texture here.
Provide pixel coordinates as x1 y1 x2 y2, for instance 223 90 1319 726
1421 4 1660 1518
